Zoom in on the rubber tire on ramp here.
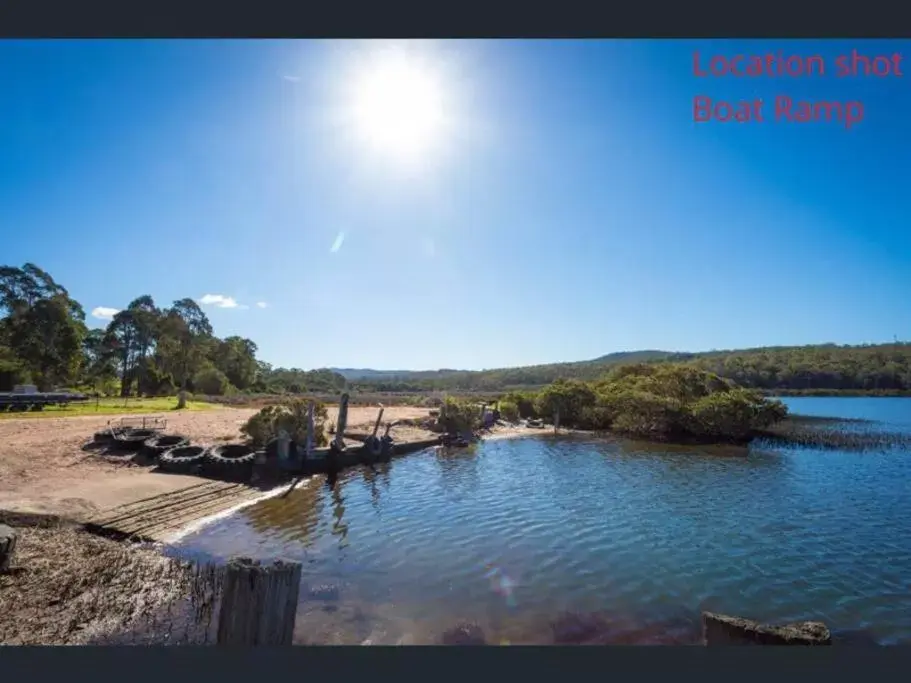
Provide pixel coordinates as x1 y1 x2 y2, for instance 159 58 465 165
115 428 159 452
204 443 256 471
159 445 207 473
93 429 117 443
142 434 190 457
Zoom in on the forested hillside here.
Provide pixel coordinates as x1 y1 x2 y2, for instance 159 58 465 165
351 345 911 394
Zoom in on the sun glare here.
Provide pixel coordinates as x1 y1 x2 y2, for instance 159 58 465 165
342 45 451 168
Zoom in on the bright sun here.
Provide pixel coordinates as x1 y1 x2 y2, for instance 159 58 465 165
344 46 450 167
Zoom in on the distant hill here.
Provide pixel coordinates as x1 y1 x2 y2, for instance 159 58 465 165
330 368 464 381
336 343 911 394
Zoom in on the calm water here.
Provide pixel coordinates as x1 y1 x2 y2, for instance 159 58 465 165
170 397 911 645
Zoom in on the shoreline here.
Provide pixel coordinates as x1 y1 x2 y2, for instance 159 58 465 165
0 409 894 645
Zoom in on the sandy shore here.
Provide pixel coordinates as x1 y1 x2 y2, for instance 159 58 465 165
0 405 436 521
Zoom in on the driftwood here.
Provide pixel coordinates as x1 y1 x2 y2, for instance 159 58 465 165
0 524 17 573
216 557 302 645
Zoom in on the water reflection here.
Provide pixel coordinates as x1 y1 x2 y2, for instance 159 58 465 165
329 480 349 547
243 478 325 547
175 409 911 645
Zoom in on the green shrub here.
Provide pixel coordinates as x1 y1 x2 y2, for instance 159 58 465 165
438 397 483 434
192 366 234 396
501 391 539 419
498 400 520 422
537 363 790 441
535 379 596 425
240 399 329 448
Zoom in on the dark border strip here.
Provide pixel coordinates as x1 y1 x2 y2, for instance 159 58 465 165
0 0 908 38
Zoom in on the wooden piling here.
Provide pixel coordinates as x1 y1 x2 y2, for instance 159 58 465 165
216 557 302 646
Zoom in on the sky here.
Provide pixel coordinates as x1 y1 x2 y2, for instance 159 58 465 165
1 39 909 371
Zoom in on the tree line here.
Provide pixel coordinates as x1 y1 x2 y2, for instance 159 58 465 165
0 263 347 396
353 344 911 394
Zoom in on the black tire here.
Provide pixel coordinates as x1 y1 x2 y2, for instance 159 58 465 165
159 445 207 473
361 436 382 463
205 443 256 469
115 428 159 452
93 429 117 443
142 434 190 457
379 435 395 461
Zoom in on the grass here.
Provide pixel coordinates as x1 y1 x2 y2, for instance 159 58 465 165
0 396 212 420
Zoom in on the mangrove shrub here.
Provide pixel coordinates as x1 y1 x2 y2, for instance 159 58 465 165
240 399 329 448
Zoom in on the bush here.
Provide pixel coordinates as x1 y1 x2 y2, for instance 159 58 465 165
534 379 596 425
605 390 685 439
438 397 483 434
501 391 539 419
240 400 329 448
687 389 788 439
522 363 789 442
498 400 520 423
192 367 234 396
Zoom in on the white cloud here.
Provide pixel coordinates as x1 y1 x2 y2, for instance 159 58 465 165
283 75 301 82
199 294 239 309
330 232 346 253
91 306 120 320
256 301 268 309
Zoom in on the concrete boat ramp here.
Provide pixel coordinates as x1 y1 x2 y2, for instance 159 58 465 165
83 480 273 543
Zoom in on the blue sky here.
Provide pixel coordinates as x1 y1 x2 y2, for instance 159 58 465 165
1 39 909 370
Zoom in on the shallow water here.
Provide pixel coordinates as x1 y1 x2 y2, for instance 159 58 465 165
169 397 911 645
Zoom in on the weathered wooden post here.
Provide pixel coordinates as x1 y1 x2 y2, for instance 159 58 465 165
333 393 349 451
305 401 315 460
554 409 561 434
276 428 291 465
0 524 17 573
176 389 188 410
216 557 303 646
371 405 385 439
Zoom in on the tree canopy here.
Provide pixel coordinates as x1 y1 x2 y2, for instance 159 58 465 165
0 263 348 396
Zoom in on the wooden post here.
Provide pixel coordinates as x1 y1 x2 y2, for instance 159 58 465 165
216 557 302 646
334 393 349 450
305 401 315 460
554 409 561 434
371 405 385 439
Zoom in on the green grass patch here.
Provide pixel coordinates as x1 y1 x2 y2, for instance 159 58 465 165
0 396 213 419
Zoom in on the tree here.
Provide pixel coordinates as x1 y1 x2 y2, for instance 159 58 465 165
157 298 213 393
0 265 86 390
212 336 259 391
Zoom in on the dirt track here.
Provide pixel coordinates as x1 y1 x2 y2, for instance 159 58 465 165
0 406 433 520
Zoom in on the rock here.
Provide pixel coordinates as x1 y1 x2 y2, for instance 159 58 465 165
0 524 18 573
440 622 486 645
702 612 831 646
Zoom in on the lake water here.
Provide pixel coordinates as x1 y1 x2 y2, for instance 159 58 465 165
169 397 911 645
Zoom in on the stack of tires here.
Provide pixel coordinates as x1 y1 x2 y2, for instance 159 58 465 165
142 434 190 458
113 428 159 452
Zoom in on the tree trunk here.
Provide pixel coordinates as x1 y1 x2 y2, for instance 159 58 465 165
216 557 302 646
0 524 18 573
